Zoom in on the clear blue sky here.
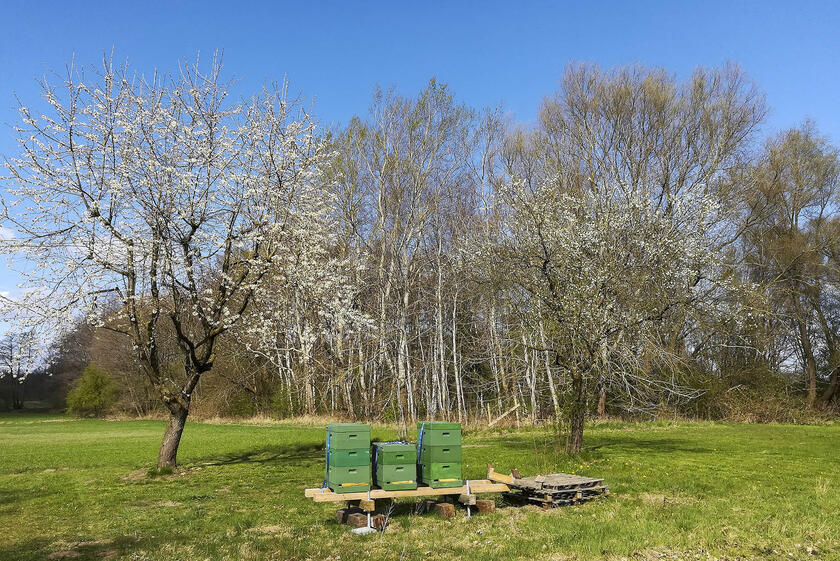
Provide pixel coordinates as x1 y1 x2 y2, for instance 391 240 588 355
1 0 839 308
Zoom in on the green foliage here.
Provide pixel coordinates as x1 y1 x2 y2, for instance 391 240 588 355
225 391 258 418
382 403 400 423
65 365 118 417
2 414 837 560
271 386 295 418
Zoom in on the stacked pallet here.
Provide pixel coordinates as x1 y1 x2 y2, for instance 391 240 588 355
417 422 462 488
373 442 417 490
326 424 371 494
502 472 610 508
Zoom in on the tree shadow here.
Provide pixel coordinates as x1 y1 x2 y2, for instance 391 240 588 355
0 489 19 506
188 442 324 467
0 486 69 513
0 534 156 561
481 434 715 468
584 435 715 456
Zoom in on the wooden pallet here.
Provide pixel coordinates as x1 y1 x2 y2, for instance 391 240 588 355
304 479 509 503
488 464 609 508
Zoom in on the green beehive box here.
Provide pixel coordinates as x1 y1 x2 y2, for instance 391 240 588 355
327 465 371 493
417 422 461 446
328 448 371 467
419 444 462 463
375 463 417 491
327 423 370 450
373 442 416 465
419 461 462 488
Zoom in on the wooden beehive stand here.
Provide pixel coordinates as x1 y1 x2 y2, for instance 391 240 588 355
306 465 609 529
305 477 507 528
487 464 610 508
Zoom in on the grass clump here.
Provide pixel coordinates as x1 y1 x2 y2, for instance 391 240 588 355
145 465 174 478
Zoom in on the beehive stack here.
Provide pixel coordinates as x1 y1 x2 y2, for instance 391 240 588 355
417 422 462 488
372 442 417 490
326 424 371 494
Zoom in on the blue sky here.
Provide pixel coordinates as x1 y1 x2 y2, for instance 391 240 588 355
1 0 839 314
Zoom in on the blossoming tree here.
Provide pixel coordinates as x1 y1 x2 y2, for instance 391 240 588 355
1 55 341 467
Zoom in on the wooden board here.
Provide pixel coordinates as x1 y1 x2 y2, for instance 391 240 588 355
518 485 609 497
486 464 514 485
513 473 604 491
304 480 509 503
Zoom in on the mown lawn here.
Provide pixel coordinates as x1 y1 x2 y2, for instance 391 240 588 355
0 414 837 560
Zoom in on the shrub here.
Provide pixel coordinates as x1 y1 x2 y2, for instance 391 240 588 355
271 386 294 418
226 391 258 418
65 365 118 417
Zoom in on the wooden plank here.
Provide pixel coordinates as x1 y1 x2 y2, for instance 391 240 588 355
486 464 514 485
311 490 370 502
536 485 610 497
305 488 331 498
305 481 510 503
488 403 520 427
468 482 509 494
510 473 604 492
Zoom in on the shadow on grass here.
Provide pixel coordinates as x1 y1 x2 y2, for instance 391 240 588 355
483 434 715 467
584 435 714 456
189 442 324 467
0 534 158 561
0 486 71 513
0 489 19 506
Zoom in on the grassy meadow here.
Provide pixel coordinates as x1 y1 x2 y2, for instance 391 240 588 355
0 414 838 560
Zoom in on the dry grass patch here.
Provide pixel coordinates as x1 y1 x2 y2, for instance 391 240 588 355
246 524 291 536
638 493 698 506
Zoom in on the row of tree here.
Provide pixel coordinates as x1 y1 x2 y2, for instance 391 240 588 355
1 57 838 466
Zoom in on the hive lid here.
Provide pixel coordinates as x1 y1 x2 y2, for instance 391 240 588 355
327 423 371 433
373 441 416 452
416 421 461 431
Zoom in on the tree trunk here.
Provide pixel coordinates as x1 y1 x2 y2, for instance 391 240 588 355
796 316 818 408
597 384 607 418
12 385 23 410
820 365 840 406
540 322 560 421
566 371 586 454
792 295 818 408
158 403 189 468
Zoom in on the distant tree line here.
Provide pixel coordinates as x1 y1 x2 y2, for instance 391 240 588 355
2 57 838 463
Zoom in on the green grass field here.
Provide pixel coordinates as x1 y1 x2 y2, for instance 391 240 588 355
0 414 837 560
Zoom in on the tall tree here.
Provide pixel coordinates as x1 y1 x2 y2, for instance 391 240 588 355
744 122 840 407
482 63 766 452
1 55 340 466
